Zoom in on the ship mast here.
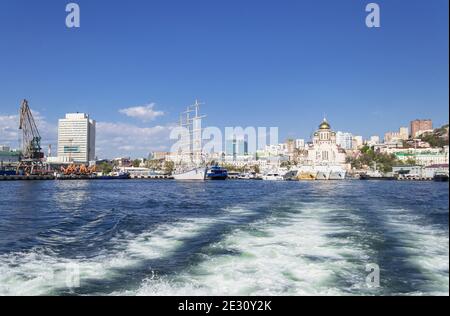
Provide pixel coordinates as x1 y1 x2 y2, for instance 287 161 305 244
177 100 206 165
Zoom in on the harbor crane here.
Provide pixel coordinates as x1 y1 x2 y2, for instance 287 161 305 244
17 99 44 175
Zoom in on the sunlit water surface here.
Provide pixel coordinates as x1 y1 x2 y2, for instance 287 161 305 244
0 180 448 296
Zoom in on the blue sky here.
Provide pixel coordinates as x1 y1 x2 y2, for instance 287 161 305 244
0 0 448 158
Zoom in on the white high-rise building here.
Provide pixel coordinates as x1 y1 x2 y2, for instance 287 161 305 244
352 136 364 149
295 139 305 149
336 132 354 150
366 135 381 147
57 113 96 163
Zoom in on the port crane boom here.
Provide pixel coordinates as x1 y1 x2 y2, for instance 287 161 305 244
19 99 43 160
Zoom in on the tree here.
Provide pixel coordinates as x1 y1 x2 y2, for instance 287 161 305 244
163 161 175 175
132 159 141 168
98 162 113 174
348 150 398 173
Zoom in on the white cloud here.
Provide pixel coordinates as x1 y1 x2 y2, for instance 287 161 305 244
0 114 19 145
119 103 164 122
96 122 175 158
0 112 57 149
1 110 174 158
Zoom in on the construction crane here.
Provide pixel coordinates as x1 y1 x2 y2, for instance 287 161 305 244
17 99 44 175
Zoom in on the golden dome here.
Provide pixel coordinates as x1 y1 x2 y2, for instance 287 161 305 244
319 119 331 130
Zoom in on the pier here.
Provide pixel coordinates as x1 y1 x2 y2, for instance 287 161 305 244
0 175 55 181
129 175 173 180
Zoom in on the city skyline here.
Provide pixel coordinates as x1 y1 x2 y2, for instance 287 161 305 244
0 0 449 158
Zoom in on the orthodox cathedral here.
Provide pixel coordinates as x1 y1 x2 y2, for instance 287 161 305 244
307 119 347 166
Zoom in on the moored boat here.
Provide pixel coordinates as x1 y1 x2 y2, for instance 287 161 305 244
206 166 228 180
297 166 317 181
433 172 449 182
173 167 207 180
262 173 284 181
283 170 299 181
316 171 331 180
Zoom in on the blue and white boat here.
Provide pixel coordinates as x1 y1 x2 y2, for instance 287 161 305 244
206 166 228 180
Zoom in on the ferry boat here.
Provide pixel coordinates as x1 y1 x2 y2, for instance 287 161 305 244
433 172 449 182
206 166 228 180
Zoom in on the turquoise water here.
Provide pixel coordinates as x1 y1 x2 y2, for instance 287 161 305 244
0 180 448 296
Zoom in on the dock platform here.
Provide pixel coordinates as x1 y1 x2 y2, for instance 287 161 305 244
0 175 55 181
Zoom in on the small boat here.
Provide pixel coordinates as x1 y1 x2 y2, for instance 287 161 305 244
360 170 396 180
434 172 449 182
283 170 299 181
262 173 284 181
95 172 130 180
0 169 16 176
238 172 254 180
206 166 228 180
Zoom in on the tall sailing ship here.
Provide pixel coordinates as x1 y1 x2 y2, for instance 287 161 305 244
172 100 208 180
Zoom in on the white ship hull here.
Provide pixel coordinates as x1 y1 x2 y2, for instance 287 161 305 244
329 171 347 180
316 171 331 180
262 173 284 181
173 167 207 180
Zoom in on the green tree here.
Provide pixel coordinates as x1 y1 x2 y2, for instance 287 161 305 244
132 159 141 168
163 161 175 174
98 162 113 174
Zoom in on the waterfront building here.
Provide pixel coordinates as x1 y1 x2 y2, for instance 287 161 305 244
57 113 96 164
379 146 449 167
392 165 424 178
399 127 409 140
394 151 449 166
411 119 433 138
286 139 296 155
152 152 171 160
260 144 284 157
423 164 449 178
0 147 21 164
352 136 364 150
384 129 408 144
307 119 346 166
336 132 354 150
366 136 381 147
295 139 305 149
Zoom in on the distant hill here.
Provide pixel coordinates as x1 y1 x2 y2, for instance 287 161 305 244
419 124 449 147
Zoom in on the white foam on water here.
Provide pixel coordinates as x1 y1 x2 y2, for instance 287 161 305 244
383 210 449 296
132 205 372 296
0 218 212 296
